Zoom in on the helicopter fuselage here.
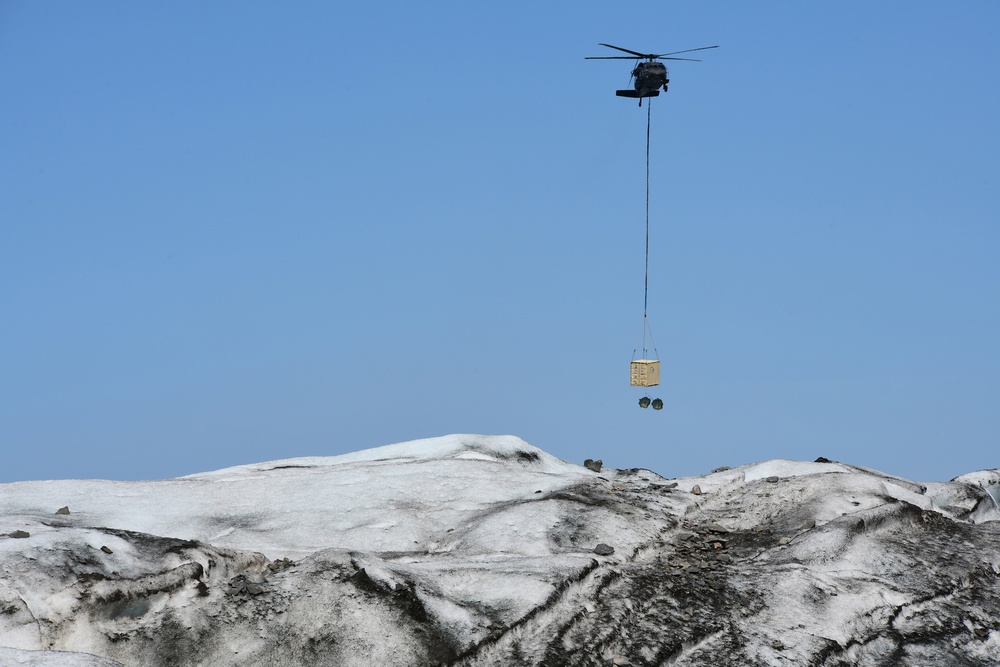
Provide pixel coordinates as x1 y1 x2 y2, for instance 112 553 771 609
587 42 716 103
616 61 669 99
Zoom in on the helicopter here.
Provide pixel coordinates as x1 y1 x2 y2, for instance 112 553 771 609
585 43 718 106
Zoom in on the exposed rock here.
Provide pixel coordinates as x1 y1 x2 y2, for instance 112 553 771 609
8 530 29 539
226 574 268 597
703 522 729 534
691 484 702 495
765 475 780 483
100 545 113 554
55 506 70 515
267 557 294 572
584 458 603 473
593 543 615 556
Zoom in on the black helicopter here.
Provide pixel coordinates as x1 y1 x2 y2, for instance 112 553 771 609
585 43 718 105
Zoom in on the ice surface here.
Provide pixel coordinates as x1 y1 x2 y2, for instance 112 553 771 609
0 647 127 666
2 434 998 666
0 435 593 559
986 483 1000 509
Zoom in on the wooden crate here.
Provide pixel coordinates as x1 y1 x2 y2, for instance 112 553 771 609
630 359 660 387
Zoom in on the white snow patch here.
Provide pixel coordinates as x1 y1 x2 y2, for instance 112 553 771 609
741 459 855 482
952 469 1000 487
881 481 932 510
0 435 593 560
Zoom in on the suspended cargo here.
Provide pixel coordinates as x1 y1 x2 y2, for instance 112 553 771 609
630 359 660 387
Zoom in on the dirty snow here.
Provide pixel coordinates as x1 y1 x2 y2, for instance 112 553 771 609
2 435 998 666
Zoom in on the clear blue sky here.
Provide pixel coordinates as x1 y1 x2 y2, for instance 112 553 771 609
2 2 998 484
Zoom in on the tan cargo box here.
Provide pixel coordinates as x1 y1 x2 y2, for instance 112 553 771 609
630 359 660 387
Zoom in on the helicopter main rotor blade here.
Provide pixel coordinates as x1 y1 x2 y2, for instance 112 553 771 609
585 55 704 62
656 45 719 58
595 43 654 59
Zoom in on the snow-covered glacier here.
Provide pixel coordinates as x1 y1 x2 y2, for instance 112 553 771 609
2 435 999 666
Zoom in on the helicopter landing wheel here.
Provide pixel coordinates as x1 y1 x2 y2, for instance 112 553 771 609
651 398 663 410
638 396 651 409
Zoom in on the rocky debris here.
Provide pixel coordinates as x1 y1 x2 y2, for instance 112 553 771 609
7 530 30 538
691 484 702 495
815 456 832 463
56 505 70 515
226 573 268 597
100 545 113 554
667 526 734 572
712 466 731 473
765 476 780 483
267 557 294 572
584 459 603 473
594 543 615 556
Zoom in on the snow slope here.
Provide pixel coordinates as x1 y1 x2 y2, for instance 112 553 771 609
2 434 999 666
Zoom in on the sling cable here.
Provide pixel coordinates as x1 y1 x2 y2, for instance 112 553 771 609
630 100 663 410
